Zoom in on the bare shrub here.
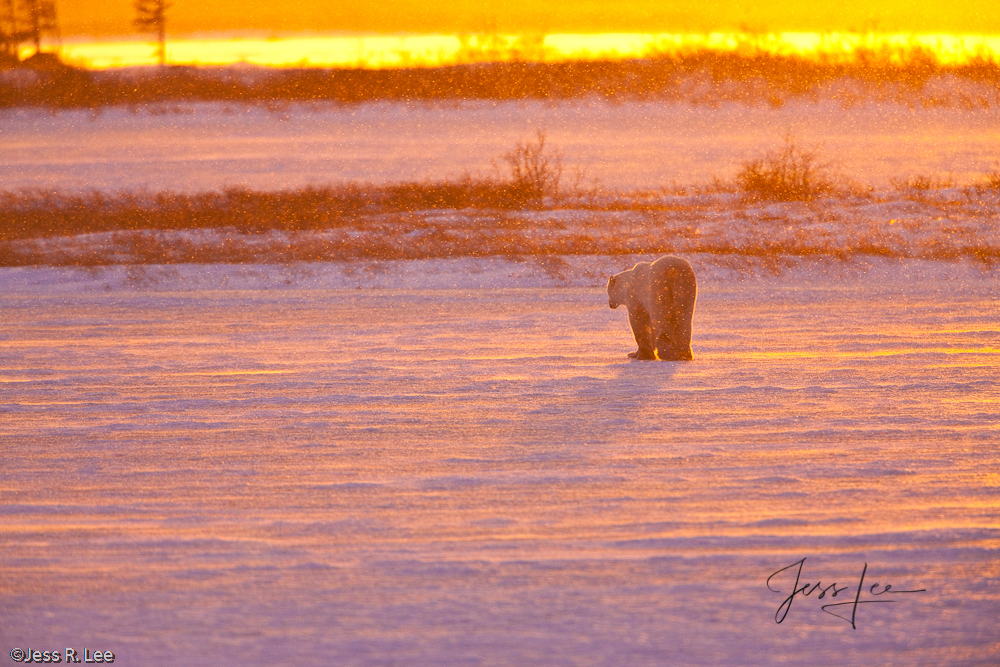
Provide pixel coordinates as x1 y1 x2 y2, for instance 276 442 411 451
498 130 563 207
959 162 1000 199
735 134 834 202
983 163 1000 190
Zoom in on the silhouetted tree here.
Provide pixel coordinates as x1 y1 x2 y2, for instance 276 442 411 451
0 0 22 63
134 0 169 66
22 0 56 54
2 0 56 62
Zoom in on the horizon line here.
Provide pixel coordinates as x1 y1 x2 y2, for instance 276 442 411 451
20 31 1000 70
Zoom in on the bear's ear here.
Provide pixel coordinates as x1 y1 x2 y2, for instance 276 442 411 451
609 275 616 286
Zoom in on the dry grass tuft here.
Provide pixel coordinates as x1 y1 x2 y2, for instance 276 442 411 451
890 174 956 192
735 134 835 202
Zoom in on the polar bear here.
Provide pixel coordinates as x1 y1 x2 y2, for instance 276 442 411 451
607 256 697 361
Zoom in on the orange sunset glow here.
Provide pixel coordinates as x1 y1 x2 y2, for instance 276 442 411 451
24 1 999 69
56 1 1000 37
42 32 1000 69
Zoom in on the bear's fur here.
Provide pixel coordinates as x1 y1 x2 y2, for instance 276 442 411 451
607 256 697 361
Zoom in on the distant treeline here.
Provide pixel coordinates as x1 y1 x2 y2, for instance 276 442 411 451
2 49 1000 108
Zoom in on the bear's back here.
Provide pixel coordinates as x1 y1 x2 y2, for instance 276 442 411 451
649 255 695 278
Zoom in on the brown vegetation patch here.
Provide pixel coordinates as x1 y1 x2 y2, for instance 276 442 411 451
2 169 998 267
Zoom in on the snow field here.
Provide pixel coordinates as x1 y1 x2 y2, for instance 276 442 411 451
1 259 997 665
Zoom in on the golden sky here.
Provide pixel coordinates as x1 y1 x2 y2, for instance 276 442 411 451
59 1 1000 38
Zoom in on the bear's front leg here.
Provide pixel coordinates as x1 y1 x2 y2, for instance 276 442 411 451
627 304 656 360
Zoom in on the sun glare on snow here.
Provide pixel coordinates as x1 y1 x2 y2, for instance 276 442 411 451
50 31 1000 70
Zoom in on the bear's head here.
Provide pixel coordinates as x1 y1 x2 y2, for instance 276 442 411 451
607 273 626 309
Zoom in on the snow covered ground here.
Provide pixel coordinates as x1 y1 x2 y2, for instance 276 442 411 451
2 99 999 193
1 256 998 665
2 90 998 664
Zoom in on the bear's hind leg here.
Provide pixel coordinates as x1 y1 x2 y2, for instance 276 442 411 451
628 304 656 360
654 330 692 361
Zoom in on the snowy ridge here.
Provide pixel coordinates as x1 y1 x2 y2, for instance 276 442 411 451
3 190 999 269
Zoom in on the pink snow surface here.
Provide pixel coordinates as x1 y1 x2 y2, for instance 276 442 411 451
1 99 999 193
1 257 997 665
